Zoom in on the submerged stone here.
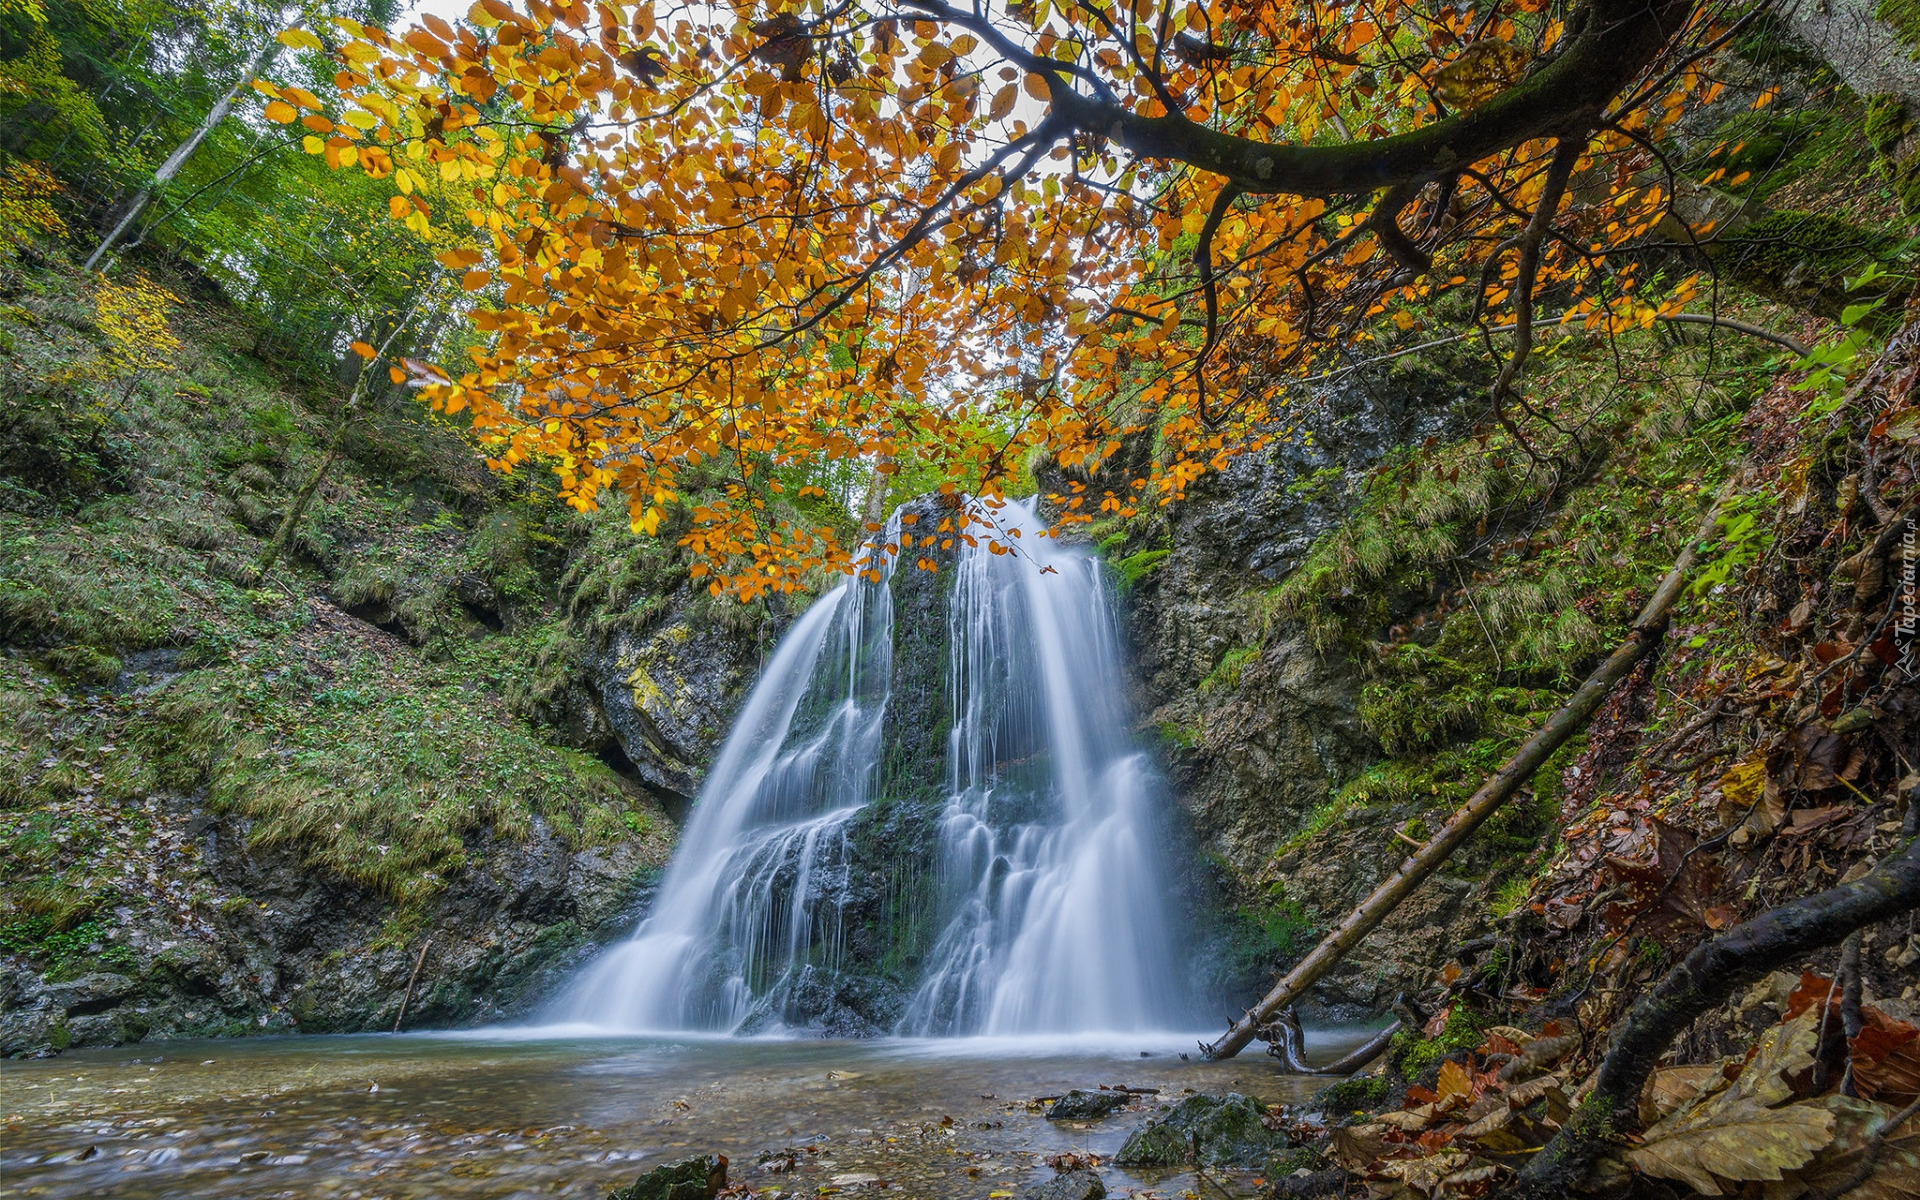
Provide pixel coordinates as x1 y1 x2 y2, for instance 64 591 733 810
607 1154 727 1200
1114 1093 1293 1168
1045 1090 1130 1120
1019 1168 1107 1200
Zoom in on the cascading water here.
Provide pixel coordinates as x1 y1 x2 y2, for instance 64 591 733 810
552 500 1189 1035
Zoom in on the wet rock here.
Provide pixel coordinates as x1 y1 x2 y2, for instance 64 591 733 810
1114 1093 1294 1168
1020 1169 1106 1200
594 607 766 802
607 1154 728 1200
1045 1090 1130 1120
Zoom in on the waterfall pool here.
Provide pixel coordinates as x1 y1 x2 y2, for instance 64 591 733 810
2 1026 1381 1198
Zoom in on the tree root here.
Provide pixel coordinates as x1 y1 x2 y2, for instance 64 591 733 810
1265 1009 1401 1075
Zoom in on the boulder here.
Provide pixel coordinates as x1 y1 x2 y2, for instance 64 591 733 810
1019 1169 1107 1200
1115 1093 1293 1168
607 1154 727 1200
1045 1089 1130 1120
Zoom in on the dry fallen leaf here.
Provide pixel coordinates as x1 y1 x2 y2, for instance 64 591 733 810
1640 1063 1734 1126
1628 1096 1835 1195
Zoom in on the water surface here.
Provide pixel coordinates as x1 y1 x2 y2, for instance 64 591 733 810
2 1028 1362 1198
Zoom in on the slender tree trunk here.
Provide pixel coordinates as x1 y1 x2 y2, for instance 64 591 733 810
85 28 288 272
256 291 432 578
1202 478 1740 1060
256 411 349 579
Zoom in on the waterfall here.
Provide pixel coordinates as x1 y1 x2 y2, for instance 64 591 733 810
551 499 1188 1036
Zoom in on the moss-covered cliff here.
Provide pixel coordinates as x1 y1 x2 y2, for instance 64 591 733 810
0 250 790 1053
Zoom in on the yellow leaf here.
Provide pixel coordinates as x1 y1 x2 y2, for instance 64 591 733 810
350 341 376 358
277 27 324 51
1718 757 1767 808
388 195 410 219
302 134 325 154
263 100 298 124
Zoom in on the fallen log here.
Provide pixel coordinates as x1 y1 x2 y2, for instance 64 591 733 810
1202 480 1737 1060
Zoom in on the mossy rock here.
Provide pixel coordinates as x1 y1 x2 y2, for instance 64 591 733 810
1308 1074 1389 1116
1718 210 1908 320
606 1154 726 1200
1114 1093 1294 1168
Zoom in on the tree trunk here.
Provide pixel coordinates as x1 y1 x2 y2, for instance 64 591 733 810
84 28 288 272
1202 479 1739 1060
256 414 348 579
256 290 432 578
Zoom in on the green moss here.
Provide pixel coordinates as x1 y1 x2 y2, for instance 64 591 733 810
1719 210 1909 319
1865 95 1913 157
1113 547 1170 589
1156 718 1198 749
1391 1005 1487 1079
1878 0 1920 53
40 643 121 685
1310 1074 1390 1115
1199 646 1258 693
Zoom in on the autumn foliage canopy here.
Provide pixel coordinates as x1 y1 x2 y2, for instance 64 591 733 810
262 0 1741 595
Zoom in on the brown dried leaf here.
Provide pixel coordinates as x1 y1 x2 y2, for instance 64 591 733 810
1730 1010 1824 1109
1373 1150 1474 1195
1627 1097 1835 1195
1437 1060 1475 1105
1505 1074 1567 1108
1852 1009 1920 1106
1331 1123 1390 1171
1640 1064 1733 1127
1378 1109 1435 1131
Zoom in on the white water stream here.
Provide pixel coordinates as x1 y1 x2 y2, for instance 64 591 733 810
552 500 1188 1035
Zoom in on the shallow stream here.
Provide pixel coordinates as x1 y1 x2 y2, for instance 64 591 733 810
2 1027 1372 1198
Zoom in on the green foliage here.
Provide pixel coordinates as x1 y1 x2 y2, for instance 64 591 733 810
1790 264 1897 416
1691 498 1776 595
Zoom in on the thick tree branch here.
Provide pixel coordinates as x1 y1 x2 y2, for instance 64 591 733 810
1041 0 1695 193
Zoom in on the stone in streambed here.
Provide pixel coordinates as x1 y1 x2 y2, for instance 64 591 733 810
607 1154 727 1200
1019 1169 1107 1200
1045 1089 1129 1120
1114 1093 1293 1168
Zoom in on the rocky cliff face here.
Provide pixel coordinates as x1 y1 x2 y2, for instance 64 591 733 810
1107 353 1504 1017
0 792 662 1056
